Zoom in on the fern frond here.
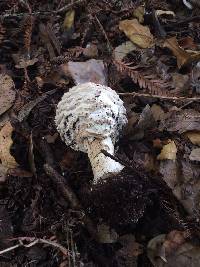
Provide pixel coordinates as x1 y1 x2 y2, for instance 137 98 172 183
114 59 170 96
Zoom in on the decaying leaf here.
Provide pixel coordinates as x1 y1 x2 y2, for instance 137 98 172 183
163 37 200 68
157 140 177 160
0 122 18 169
171 73 189 92
159 109 200 133
0 74 15 117
159 160 178 189
118 234 143 257
15 58 38 69
97 223 118 243
185 131 200 146
17 89 57 122
68 59 107 85
133 5 145 23
189 148 200 161
63 10 75 31
0 164 8 183
119 19 154 49
83 43 98 58
148 231 200 267
114 41 137 61
151 104 165 122
117 234 143 266
127 105 155 140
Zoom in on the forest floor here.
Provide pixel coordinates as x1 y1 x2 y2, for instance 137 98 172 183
1 0 200 266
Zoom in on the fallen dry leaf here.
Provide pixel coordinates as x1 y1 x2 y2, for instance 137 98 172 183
0 122 18 169
185 131 200 146
0 164 8 183
68 59 107 85
159 109 200 133
157 140 177 160
97 223 118 243
189 148 200 161
114 41 137 61
128 105 155 140
15 58 38 69
148 231 200 267
119 19 154 49
179 36 198 50
151 104 165 122
83 43 98 58
163 37 200 68
0 74 15 117
171 73 189 92
133 5 145 23
159 160 178 189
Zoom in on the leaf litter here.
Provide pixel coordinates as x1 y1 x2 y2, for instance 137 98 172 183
1 0 200 266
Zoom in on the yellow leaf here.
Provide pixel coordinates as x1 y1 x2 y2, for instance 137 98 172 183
63 9 75 31
0 122 18 168
119 19 154 49
163 37 200 68
185 131 200 146
157 140 177 160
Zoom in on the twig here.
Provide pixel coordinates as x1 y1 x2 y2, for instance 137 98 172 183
0 237 69 256
94 15 112 53
164 15 200 29
44 164 81 209
0 0 85 18
43 164 97 238
118 92 200 101
0 244 21 255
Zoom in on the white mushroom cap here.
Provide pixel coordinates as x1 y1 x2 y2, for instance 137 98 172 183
55 82 127 182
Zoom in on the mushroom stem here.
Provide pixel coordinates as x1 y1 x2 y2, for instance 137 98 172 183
84 137 124 183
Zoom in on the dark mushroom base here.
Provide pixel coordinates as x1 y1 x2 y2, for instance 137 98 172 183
81 168 188 232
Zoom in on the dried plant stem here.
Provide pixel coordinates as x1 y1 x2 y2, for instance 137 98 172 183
119 92 200 101
0 0 85 18
0 237 69 256
44 164 97 238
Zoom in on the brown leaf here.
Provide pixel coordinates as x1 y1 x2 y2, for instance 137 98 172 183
97 223 118 243
148 231 200 267
159 109 200 133
118 234 143 258
163 37 200 68
114 41 137 61
128 105 155 140
83 43 98 58
133 5 145 23
171 73 189 92
119 19 154 49
15 58 38 69
185 131 200 146
189 148 200 161
8 168 33 177
0 74 15 117
0 122 18 168
151 104 165 122
0 164 8 183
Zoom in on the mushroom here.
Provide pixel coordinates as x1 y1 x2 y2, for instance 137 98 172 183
55 82 127 183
